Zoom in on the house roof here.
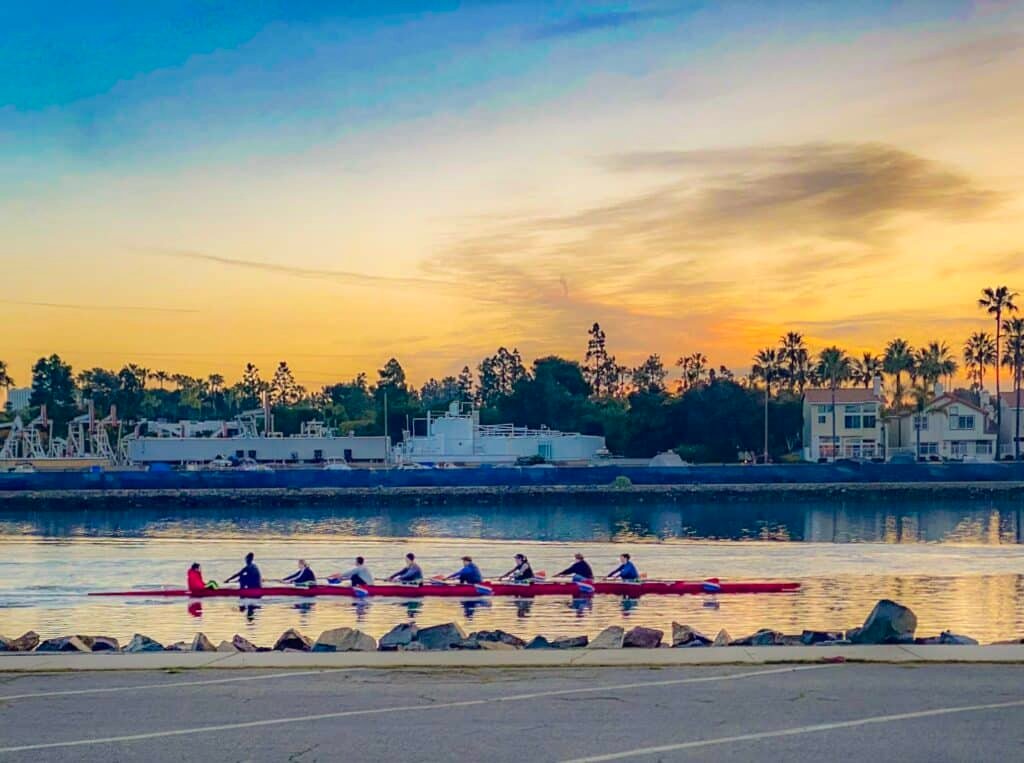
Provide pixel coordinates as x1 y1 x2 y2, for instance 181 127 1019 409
929 394 987 415
804 388 882 404
999 391 1024 407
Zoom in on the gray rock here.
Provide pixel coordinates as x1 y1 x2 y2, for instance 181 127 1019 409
525 636 552 649
671 623 711 647
399 642 427 651
35 635 91 653
232 634 258 652
191 632 217 652
624 626 663 648
845 626 862 642
468 630 526 648
939 631 979 645
589 626 625 649
730 629 783 646
815 639 852 646
779 635 805 646
216 640 238 653
313 628 376 652
5 631 40 652
712 629 731 646
88 636 119 652
477 640 518 650
379 623 418 651
166 641 190 651
415 622 466 651
273 628 312 652
550 635 589 649
849 600 917 645
123 634 164 653
801 630 844 645
452 638 482 650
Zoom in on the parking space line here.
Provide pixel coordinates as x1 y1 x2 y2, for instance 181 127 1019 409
560 698 1024 762
0 665 833 753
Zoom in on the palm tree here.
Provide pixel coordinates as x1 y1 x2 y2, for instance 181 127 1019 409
883 338 914 447
149 370 171 390
915 341 957 392
0 361 14 409
751 347 783 463
816 346 853 462
778 332 809 393
853 352 882 388
963 332 996 392
979 286 1019 457
1001 317 1024 460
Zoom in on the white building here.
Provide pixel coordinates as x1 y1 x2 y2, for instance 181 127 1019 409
802 381 885 461
998 391 1024 460
888 391 997 461
394 401 607 466
3 387 31 413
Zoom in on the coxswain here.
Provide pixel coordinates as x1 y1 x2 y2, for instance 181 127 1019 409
282 559 317 586
556 553 594 581
224 552 262 589
446 556 483 585
187 562 217 592
333 556 374 587
388 552 423 583
606 553 640 582
499 553 534 583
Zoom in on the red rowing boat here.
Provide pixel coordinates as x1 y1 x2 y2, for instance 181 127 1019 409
90 579 800 599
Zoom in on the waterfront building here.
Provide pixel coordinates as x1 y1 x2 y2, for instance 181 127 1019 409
887 389 997 462
998 391 1024 460
393 401 607 466
801 381 885 461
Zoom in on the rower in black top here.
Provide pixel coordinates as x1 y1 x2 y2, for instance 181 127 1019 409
499 553 534 583
224 552 262 589
556 553 594 581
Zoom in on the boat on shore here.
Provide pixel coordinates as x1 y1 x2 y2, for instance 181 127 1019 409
90 578 800 599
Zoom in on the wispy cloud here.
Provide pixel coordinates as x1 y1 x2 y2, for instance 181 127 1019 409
0 299 197 314
527 8 677 40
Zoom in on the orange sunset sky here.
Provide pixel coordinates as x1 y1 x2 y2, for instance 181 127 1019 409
2 1 1023 390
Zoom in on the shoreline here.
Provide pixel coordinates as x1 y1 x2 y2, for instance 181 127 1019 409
1 481 1023 510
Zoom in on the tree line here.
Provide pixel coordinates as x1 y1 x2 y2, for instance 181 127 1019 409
2 285 1022 461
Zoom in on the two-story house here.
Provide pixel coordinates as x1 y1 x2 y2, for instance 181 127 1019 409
888 390 997 461
998 391 1024 460
802 380 885 461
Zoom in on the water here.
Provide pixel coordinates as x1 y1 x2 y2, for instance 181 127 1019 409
3 497 1024 645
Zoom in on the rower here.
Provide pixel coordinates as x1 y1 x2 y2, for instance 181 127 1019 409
556 553 594 581
499 553 534 583
446 556 483 585
282 559 317 586
606 553 640 582
187 562 217 592
334 556 374 587
225 552 262 590
388 552 423 583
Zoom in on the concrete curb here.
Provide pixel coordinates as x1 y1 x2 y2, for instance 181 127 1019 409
4 645 1024 671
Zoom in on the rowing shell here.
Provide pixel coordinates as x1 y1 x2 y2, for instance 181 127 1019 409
90 579 800 599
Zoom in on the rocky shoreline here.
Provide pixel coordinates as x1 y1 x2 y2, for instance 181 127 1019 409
3 600 1017 655
2 481 1024 510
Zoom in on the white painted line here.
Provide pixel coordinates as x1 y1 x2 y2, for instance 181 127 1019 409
0 668 363 702
0 665 831 753
560 697 1024 762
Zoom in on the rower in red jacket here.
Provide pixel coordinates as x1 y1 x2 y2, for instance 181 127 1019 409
187 562 217 592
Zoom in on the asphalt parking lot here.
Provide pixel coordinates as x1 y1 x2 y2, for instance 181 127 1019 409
1 664 1023 761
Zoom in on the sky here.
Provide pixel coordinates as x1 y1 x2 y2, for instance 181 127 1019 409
2 0 1023 390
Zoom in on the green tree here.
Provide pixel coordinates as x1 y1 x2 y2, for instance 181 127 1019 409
269 361 303 406
630 354 667 394
148 370 171 390
979 285 1019 457
585 323 624 398
477 347 527 406
751 347 783 462
816 346 852 462
1001 317 1024 460
853 352 882 388
883 338 915 409
239 363 267 408
778 332 809 393
30 354 78 428
456 366 474 400
676 352 708 391
420 376 461 409
373 358 418 442
962 331 996 392
0 360 13 412
915 341 957 392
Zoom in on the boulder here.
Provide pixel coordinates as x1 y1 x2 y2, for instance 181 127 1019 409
477 640 517 651
122 634 164 653
399 642 427 651
273 628 312 652
671 623 711 647
379 623 418 651
845 627 862 642
730 629 783 647
191 632 217 652
88 636 120 652
313 628 376 652
939 631 978 646
849 600 917 645
35 635 91 653
779 635 805 646
801 630 844 646
589 626 625 649
468 630 526 649
415 623 466 651
166 641 190 652
232 634 258 653
624 626 663 649
712 629 732 647
551 635 589 649
525 636 552 649
216 640 238 653
5 631 40 652
452 638 482 650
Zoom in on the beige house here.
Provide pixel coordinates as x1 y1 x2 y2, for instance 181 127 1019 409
888 392 997 461
802 382 885 461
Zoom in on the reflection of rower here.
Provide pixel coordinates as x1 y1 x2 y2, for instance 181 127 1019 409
499 553 534 583
607 553 640 582
556 553 594 581
282 559 316 586
446 556 483 584
332 557 374 587
388 553 423 583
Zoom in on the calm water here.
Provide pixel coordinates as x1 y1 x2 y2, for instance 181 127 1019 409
3 498 1024 645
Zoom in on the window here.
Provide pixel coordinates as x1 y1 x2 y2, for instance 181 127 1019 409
863 415 877 428
918 442 938 456
817 414 827 424
976 441 992 455
817 404 833 414
844 414 861 429
913 415 929 431
950 415 975 431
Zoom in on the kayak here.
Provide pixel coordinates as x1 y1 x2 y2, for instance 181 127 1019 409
90 579 800 599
